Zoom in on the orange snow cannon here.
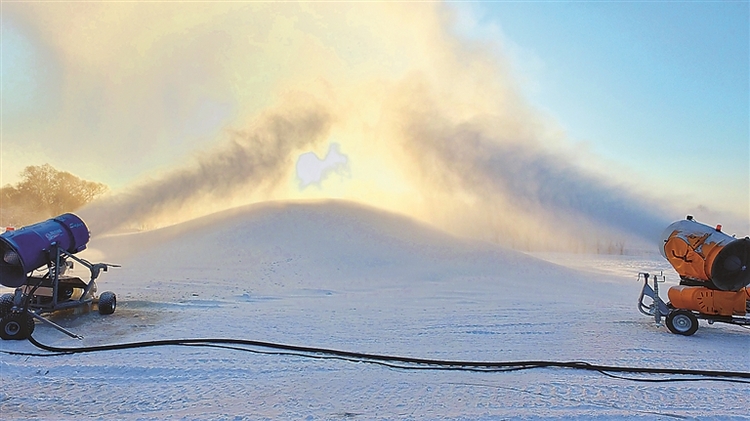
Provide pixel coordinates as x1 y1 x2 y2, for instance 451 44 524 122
638 216 750 335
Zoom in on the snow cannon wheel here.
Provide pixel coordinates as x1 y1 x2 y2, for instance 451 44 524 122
0 293 14 318
0 312 35 340
666 310 699 336
98 291 116 315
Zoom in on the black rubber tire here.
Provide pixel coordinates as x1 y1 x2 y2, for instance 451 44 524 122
666 310 699 336
26 314 35 336
0 293 14 318
0 313 34 340
98 291 116 315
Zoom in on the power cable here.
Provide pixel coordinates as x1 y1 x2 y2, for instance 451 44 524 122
3 335 745 384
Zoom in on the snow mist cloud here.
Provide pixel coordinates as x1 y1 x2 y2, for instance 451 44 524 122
11 2 674 250
80 97 332 234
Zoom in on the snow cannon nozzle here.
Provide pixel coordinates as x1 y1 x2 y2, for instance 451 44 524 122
661 217 750 291
0 213 90 288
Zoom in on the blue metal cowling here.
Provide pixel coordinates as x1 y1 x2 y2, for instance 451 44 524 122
0 213 90 288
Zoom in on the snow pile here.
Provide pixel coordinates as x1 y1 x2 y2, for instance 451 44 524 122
1 200 748 420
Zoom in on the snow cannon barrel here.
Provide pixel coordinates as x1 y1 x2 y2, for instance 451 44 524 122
661 216 750 291
0 213 89 288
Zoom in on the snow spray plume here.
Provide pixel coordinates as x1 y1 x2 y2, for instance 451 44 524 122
79 100 332 235
386 78 670 251
11 2 680 250
411 120 667 249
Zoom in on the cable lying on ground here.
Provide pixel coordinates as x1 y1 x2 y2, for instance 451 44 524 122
3 335 746 384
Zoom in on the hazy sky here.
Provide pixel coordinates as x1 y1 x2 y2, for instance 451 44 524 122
469 1 749 219
1 1 747 244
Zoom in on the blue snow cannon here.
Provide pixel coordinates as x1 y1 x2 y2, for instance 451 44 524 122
0 214 119 340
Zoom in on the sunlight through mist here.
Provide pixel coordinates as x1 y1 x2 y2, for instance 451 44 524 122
9 2 673 251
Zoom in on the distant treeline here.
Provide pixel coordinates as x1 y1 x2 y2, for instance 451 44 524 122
0 164 108 228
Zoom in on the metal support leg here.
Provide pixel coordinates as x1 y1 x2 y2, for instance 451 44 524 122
28 311 84 340
638 272 669 326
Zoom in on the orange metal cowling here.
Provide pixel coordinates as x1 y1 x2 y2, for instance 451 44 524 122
668 285 747 317
661 218 750 291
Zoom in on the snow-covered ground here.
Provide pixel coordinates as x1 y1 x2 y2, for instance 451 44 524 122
1 201 748 420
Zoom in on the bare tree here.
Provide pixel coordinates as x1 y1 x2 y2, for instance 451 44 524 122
0 164 108 227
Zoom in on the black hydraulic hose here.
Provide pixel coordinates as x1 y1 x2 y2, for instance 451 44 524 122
17 335 750 383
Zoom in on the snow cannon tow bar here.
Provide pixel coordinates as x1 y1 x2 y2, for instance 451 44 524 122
638 216 750 335
0 214 119 340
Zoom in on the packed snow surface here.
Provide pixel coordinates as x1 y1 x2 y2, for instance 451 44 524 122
1 200 748 420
